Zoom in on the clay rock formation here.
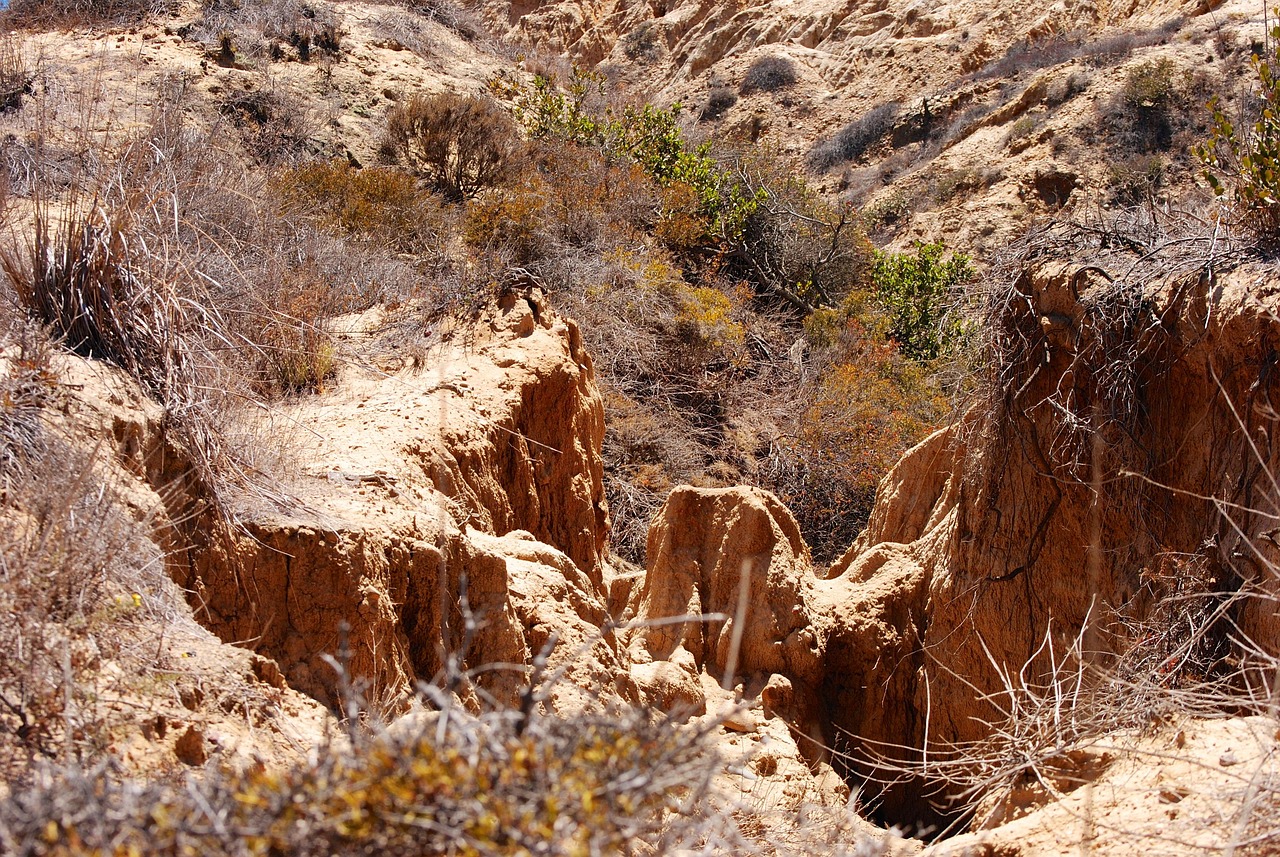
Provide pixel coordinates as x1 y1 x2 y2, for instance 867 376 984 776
624 484 904 774
794 262 1280 821
627 485 818 686
170 288 620 711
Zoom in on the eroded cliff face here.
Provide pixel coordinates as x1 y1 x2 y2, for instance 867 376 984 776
173 288 621 710
482 0 1197 88
621 261 1280 838
832 263 1280 755
40 267 1280 847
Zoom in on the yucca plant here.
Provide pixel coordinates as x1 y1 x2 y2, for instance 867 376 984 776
0 201 188 402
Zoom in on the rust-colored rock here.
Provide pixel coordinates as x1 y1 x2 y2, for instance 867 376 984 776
628 485 818 686
174 726 208 766
178 289 615 711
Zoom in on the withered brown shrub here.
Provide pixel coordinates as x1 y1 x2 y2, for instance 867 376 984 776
386 92 522 201
273 159 451 255
1 0 178 28
219 86 314 165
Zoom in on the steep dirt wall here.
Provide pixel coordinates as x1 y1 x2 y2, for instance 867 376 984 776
175 289 619 710
810 262 1280 819
625 261 1280 829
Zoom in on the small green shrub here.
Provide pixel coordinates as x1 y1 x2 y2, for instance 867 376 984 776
872 241 973 361
386 92 521 201
1005 115 1038 149
1197 12 1280 238
1099 58 1196 154
1122 58 1178 110
864 190 910 229
932 167 984 204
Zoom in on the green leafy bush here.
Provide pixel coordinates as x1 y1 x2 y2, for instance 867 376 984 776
1197 14 1280 238
490 67 763 248
872 241 973 361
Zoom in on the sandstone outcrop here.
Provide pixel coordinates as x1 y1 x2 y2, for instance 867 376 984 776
180 288 619 710
801 262 1280 824
628 485 817 686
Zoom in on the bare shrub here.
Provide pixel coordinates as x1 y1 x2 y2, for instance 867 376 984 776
386 92 521 201
622 20 660 62
219 85 314 164
700 84 738 122
0 431 169 774
0 0 178 28
739 55 798 95
1105 153 1164 205
730 147 874 311
194 0 344 66
808 102 901 172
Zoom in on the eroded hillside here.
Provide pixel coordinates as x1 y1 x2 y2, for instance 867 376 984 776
4 0 1280 854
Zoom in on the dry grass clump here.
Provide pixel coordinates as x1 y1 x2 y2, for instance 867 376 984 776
740 55 798 96
0 204 190 396
967 20 1182 83
194 0 343 67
